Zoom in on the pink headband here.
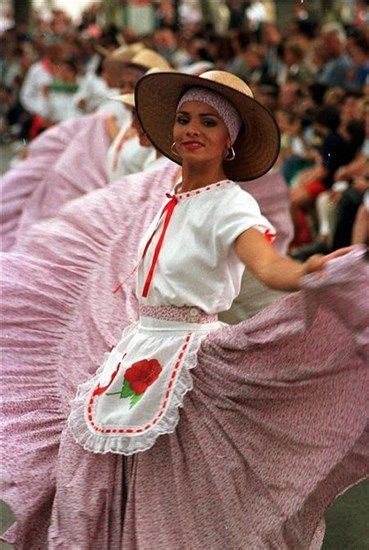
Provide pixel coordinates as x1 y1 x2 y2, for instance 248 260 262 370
177 87 242 144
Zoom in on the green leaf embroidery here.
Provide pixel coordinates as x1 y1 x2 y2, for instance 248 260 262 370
129 393 143 409
120 379 135 398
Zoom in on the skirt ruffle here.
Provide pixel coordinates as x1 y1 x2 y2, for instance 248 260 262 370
1 159 367 547
15 113 109 246
0 114 100 252
120 249 368 549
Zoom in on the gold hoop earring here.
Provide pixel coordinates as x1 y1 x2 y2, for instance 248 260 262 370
224 146 236 161
171 141 180 157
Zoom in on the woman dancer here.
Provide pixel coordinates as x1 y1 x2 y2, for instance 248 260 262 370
1 71 368 548
69 70 355 453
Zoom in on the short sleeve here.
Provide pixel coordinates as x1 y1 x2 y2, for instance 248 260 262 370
215 187 276 253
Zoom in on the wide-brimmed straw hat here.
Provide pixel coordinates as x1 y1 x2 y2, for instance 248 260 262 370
95 42 144 62
135 70 280 181
127 49 172 72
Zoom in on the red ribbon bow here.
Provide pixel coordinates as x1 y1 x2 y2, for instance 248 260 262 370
112 193 178 296
141 194 178 297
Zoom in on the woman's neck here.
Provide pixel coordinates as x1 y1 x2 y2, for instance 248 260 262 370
180 162 227 193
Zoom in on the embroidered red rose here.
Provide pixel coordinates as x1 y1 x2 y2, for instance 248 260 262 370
124 359 162 394
120 358 162 408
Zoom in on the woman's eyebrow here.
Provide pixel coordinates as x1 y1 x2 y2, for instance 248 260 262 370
176 110 220 119
199 112 221 118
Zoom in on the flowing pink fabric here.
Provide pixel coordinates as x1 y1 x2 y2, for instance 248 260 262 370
0 114 104 252
1 161 368 548
15 114 109 243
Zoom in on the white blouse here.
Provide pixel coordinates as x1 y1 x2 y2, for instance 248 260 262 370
136 179 275 314
107 128 157 183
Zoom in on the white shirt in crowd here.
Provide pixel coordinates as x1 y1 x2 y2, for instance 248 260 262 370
73 73 111 113
19 60 53 117
97 92 132 129
42 87 83 123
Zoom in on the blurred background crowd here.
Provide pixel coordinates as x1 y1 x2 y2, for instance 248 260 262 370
1 0 368 258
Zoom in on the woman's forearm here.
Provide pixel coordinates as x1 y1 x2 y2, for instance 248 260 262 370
235 228 305 291
234 228 350 292
253 255 305 291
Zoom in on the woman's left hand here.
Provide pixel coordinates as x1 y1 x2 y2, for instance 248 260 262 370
302 246 355 276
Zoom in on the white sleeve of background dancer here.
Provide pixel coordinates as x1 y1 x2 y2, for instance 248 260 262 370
20 65 51 117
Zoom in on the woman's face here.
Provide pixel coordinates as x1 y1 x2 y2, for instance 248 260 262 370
172 101 231 165
120 68 143 94
132 108 152 147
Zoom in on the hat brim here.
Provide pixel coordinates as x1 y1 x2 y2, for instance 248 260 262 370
114 93 135 108
135 72 280 181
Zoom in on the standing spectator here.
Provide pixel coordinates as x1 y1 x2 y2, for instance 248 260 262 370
245 0 268 32
227 0 247 30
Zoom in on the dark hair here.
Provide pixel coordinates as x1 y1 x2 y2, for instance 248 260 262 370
308 82 328 105
314 106 340 132
346 120 365 152
352 35 369 55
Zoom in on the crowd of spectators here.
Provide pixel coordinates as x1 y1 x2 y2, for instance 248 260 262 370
1 0 368 255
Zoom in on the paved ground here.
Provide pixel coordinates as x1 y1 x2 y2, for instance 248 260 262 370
0 144 368 548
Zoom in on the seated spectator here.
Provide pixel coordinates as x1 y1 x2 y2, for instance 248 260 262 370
276 110 306 165
323 86 345 109
316 23 351 89
278 77 303 111
332 162 369 249
278 40 314 86
346 35 369 92
289 106 365 247
259 22 283 82
228 42 265 83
